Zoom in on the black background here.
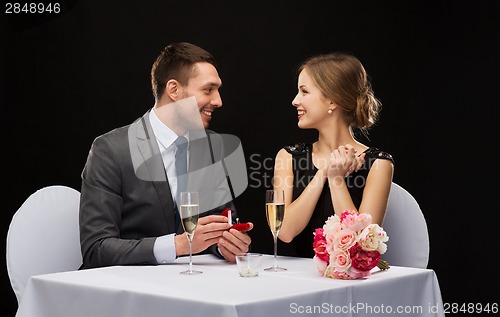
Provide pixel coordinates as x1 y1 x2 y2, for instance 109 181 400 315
1 1 498 316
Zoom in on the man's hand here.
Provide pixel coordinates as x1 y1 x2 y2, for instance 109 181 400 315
175 215 230 256
217 223 254 263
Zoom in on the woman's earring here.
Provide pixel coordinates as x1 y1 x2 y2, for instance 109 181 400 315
327 109 333 115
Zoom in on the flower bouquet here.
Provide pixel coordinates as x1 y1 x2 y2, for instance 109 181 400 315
313 210 390 280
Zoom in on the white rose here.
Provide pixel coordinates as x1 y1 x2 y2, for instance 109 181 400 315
358 224 389 253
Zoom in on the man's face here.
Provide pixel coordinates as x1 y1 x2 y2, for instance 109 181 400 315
179 62 223 128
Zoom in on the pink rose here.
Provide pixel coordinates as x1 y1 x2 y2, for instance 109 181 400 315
340 210 372 232
347 267 372 279
332 228 357 251
340 210 356 224
330 269 352 279
329 267 371 280
329 249 351 271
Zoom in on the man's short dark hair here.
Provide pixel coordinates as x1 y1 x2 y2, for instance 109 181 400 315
151 42 217 100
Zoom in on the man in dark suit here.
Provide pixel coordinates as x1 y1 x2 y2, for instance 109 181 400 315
79 42 253 269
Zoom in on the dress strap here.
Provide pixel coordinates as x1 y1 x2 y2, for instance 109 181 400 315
284 143 310 156
363 147 395 163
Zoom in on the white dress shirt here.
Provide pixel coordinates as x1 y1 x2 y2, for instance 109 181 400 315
149 108 189 264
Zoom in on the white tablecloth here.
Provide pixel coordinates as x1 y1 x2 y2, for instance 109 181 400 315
16 254 445 317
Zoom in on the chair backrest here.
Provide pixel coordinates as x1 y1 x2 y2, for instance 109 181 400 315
382 182 429 268
6 185 82 303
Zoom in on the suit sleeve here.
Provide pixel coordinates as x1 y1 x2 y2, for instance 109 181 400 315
79 134 157 269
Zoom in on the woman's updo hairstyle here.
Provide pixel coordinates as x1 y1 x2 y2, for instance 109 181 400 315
298 52 381 134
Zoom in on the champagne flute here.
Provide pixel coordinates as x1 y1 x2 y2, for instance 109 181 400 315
179 192 202 275
264 189 287 272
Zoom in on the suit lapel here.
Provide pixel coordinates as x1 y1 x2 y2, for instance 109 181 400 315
134 111 177 233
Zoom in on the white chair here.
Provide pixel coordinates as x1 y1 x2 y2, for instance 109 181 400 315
382 182 430 269
6 185 82 303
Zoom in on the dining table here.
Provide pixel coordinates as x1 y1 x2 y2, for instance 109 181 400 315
16 254 445 317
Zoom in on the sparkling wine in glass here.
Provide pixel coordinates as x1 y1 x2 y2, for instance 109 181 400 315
179 192 202 275
264 189 287 272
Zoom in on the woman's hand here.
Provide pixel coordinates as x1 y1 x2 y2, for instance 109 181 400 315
327 144 364 179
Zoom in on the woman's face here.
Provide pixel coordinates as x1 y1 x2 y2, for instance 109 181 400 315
292 69 331 129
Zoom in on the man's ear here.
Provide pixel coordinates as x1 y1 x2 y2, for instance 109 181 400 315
165 79 181 101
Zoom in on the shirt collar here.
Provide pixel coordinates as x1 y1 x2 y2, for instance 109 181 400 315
149 108 189 149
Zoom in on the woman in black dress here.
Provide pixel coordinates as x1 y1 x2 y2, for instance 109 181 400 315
274 52 394 258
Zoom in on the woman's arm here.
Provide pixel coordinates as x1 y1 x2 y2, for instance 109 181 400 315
358 159 394 225
273 148 327 243
328 150 394 226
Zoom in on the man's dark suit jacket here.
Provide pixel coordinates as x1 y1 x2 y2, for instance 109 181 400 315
79 110 235 269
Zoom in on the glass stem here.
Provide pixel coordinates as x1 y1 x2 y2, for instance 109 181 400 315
273 234 278 268
188 239 193 272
